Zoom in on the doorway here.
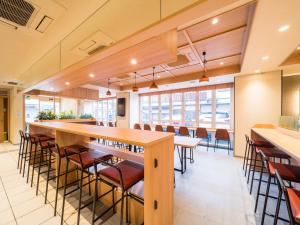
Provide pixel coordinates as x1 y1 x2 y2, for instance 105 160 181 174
0 94 9 143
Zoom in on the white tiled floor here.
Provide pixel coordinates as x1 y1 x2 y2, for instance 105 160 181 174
0 142 258 225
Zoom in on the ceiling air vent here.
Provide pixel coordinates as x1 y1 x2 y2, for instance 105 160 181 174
0 0 35 26
88 45 107 55
7 81 18 85
167 54 190 67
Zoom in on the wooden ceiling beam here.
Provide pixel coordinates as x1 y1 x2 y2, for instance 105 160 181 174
120 65 240 91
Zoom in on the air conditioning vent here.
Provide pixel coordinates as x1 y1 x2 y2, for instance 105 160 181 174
0 89 8 97
0 0 35 26
88 45 107 55
7 81 18 85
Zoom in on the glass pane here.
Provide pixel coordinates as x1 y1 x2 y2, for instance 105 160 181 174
40 98 54 112
160 94 170 125
141 96 150 123
54 99 60 115
216 88 231 128
83 101 97 118
97 101 103 121
25 97 39 123
151 95 159 124
172 93 182 126
107 100 114 122
199 90 212 128
102 101 108 122
184 92 196 126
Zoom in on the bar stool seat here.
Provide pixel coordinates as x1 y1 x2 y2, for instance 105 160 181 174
53 144 89 158
269 162 300 183
252 139 274 148
287 188 300 224
256 147 291 159
100 160 144 189
69 150 113 169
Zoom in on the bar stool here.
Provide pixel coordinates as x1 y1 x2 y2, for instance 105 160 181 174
243 134 251 175
214 129 231 154
143 124 151 131
44 144 89 215
18 130 28 171
61 149 113 225
249 141 290 194
255 152 300 225
155 124 163 132
274 171 300 225
92 159 144 225
195 127 209 151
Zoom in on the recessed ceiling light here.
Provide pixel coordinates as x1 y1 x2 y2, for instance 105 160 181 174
278 24 290 32
254 69 261 73
219 62 224 65
212 18 219 25
65 82 70 85
130 58 137 65
297 46 300 50
261 56 269 61
89 73 95 78
50 87 54 91
157 75 160 78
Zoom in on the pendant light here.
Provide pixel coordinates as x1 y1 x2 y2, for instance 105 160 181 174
149 67 158 90
132 72 139 92
106 78 111 96
200 51 209 83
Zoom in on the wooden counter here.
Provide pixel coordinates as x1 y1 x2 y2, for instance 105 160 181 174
29 121 174 225
252 127 300 160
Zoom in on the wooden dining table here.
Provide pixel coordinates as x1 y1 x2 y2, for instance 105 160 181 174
174 136 200 174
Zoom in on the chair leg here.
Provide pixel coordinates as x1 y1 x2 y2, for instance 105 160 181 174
77 168 83 225
126 192 129 224
22 139 29 177
207 138 209 152
17 137 23 169
261 175 272 225
273 187 283 225
54 157 61 216
245 142 251 177
92 173 98 225
227 140 230 155
250 152 258 194
36 148 44 196
45 150 52 204
26 142 33 183
87 167 91 196
61 160 69 225
243 142 248 170
120 190 125 225
247 147 254 184
31 143 38 187
255 160 264 212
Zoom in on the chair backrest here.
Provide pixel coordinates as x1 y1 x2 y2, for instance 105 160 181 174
144 124 151 131
166 125 176 133
99 121 104 126
179 126 189 136
108 122 114 127
215 129 230 140
155 125 163 132
134 123 141 130
196 127 208 139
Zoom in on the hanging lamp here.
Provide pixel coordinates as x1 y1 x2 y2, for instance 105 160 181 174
200 51 209 83
132 72 139 92
106 78 111 96
149 67 158 90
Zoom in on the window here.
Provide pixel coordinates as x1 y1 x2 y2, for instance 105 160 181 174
141 96 150 123
160 94 170 125
25 97 39 123
199 90 213 128
216 88 231 128
151 95 159 124
184 92 196 126
172 93 182 125
97 98 117 123
40 98 54 112
83 100 97 118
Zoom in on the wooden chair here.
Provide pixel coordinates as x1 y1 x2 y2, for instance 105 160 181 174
99 121 104 126
179 126 190 137
214 129 231 154
155 125 163 132
143 124 151 131
195 127 209 151
108 122 114 127
166 125 176 133
134 123 141 130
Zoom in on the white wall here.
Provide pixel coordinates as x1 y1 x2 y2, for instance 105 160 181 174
234 71 281 157
129 92 139 128
9 87 23 144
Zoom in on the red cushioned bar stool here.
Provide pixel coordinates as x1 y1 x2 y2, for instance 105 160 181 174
255 152 300 225
92 159 144 225
249 142 291 194
61 149 113 225
44 143 89 215
18 130 29 172
274 170 300 225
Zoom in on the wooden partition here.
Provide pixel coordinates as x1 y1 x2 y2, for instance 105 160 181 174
29 121 174 225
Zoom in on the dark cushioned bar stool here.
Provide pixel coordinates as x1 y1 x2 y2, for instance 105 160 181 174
249 141 291 194
255 152 300 225
92 159 144 225
61 149 113 225
45 143 89 215
274 171 300 225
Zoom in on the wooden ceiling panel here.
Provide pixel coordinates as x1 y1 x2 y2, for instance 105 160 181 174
170 64 203 76
185 4 249 43
207 54 241 69
177 31 189 47
193 27 246 61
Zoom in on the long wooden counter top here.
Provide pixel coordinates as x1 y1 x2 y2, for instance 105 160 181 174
252 127 300 160
30 121 173 147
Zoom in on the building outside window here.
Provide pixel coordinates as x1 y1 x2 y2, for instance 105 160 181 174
160 94 170 125
199 90 213 128
184 92 196 126
140 96 150 124
172 93 182 126
97 98 117 123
